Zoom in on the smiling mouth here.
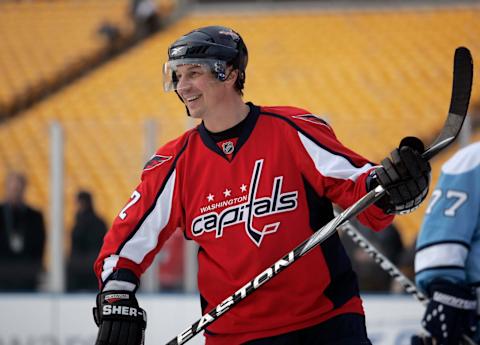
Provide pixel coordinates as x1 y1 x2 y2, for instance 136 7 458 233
186 95 201 103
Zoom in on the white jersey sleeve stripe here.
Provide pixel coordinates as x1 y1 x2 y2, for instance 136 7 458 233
415 242 469 273
119 170 176 264
101 254 120 282
298 132 373 181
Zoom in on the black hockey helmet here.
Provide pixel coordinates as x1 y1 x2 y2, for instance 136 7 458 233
163 26 248 93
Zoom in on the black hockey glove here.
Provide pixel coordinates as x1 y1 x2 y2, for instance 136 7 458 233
93 291 147 345
420 281 477 345
373 137 431 214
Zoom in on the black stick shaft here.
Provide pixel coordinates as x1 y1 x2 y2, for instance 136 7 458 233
167 134 467 345
166 138 458 345
165 186 381 345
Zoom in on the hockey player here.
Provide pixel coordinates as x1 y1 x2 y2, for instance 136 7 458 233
93 26 431 345
413 142 480 345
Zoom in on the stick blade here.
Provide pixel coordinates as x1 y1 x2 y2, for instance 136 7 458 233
449 47 473 116
423 47 473 160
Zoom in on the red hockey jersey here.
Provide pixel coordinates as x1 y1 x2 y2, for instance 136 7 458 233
95 103 393 344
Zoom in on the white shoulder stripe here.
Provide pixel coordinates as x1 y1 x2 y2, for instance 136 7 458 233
119 170 177 264
298 132 372 181
415 243 468 273
442 142 480 175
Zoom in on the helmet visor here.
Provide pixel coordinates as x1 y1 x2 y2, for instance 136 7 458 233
163 58 227 92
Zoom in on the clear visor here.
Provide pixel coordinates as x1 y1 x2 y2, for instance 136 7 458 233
162 58 227 92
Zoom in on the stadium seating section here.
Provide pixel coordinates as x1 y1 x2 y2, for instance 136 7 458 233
0 4 478 248
0 0 175 117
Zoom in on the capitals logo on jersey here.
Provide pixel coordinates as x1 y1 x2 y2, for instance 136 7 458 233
191 159 298 246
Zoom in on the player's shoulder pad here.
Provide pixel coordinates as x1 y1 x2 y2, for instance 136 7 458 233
442 141 480 175
260 105 332 131
143 129 193 173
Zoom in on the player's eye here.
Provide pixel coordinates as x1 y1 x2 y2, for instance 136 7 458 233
189 70 201 78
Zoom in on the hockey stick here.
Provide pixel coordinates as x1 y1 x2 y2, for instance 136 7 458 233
336 215 477 345
166 47 473 345
336 214 428 303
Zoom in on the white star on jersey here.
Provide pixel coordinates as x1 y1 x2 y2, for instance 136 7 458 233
223 189 231 197
240 184 247 192
207 194 214 202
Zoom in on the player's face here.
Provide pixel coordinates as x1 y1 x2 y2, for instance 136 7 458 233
175 64 225 118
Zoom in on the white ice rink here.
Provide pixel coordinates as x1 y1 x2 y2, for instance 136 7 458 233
0 293 424 345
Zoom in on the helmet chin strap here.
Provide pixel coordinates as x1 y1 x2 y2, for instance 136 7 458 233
174 90 191 117
219 69 234 82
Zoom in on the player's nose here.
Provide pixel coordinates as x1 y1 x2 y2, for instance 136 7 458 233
176 75 192 93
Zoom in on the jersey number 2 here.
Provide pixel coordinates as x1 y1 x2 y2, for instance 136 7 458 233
119 190 141 220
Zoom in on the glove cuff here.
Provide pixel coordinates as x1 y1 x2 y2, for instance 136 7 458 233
432 291 477 310
429 281 477 310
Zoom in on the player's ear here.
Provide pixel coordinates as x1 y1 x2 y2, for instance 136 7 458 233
225 69 238 88
228 69 237 80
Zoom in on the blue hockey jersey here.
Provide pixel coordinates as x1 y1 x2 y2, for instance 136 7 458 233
415 141 480 334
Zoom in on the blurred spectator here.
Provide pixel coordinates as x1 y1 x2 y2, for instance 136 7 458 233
67 190 107 291
0 172 45 291
97 22 123 56
130 0 162 39
98 23 121 44
340 219 404 292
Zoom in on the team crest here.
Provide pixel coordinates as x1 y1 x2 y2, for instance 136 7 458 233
144 154 172 171
222 141 234 155
191 159 299 246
